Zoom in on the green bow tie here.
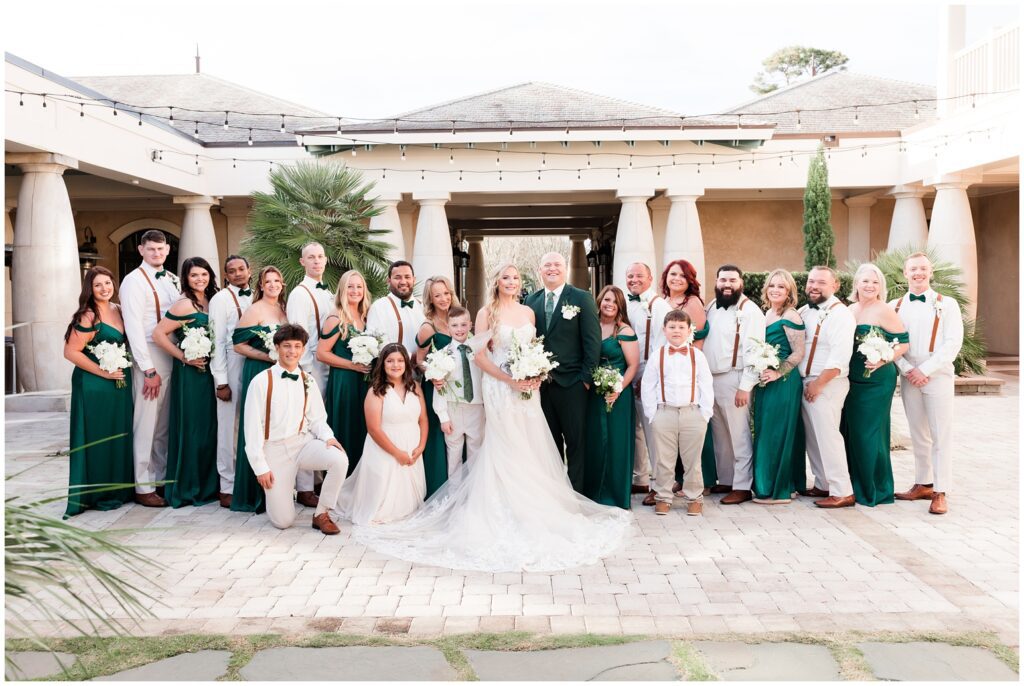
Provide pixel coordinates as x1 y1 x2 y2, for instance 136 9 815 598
909 293 927 303
238 288 252 297
155 270 168 279
280 371 299 381
400 299 414 309
315 282 329 290
628 294 641 302
807 302 820 310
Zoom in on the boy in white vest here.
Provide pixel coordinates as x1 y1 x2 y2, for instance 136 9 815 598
366 260 425 353
891 252 963 515
209 254 253 508
798 266 857 508
625 261 659 496
243 323 348 534
429 307 485 483
641 310 715 516
703 265 766 505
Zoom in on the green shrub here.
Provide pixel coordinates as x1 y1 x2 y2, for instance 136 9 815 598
741 270 853 310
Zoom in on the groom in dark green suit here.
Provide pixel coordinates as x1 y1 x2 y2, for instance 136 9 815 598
526 252 601 493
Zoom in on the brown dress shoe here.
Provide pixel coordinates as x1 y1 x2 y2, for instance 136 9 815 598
709 484 732 494
815 495 855 508
632 484 651 494
720 490 752 505
896 483 934 501
312 512 340 535
929 492 948 515
799 487 830 498
134 492 167 508
655 501 670 515
218 493 232 508
687 501 703 516
642 490 657 507
296 491 319 508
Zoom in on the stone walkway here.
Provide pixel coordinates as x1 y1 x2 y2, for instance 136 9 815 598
5 639 1018 680
4 380 1018 646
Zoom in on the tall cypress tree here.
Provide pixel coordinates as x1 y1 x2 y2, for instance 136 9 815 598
802 146 836 269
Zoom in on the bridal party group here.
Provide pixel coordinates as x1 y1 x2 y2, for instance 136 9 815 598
62 227 963 532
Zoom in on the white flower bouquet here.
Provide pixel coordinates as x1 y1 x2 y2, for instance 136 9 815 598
857 326 898 378
88 341 132 388
180 324 214 372
423 346 461 396
348 332 384 367
256 324 280 362
504 332 559 400
592 365 624 412
746 339 782 387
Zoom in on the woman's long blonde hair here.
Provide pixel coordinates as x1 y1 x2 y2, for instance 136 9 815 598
849 263 887 303
332 270 371 340
422 275 461 322
485 262 520 330
760 268 798 314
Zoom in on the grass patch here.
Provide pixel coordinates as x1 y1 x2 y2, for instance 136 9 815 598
669 641 716 680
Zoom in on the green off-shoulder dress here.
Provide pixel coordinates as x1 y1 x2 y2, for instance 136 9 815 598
751 318 807 500
675 319 718 489
584 329 637 509
164 311 219 508
841 325 909 506
417 327 452 498
231 324 275 513
65 322 135 518
324 322 370 476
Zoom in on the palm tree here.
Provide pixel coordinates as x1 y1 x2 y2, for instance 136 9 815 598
242 162 392 296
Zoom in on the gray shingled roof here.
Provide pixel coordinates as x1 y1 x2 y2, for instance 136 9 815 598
71 74 338 145
726 70 936 134
306 81 773 134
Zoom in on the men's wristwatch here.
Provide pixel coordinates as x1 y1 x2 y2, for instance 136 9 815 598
216 384 228 390
144 369 157 379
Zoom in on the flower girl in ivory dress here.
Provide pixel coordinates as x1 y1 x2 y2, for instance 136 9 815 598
336 343 428 524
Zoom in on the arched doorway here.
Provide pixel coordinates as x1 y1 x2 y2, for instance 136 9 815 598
118 230 180 282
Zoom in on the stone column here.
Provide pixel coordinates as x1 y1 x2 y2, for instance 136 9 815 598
568 234 591 291
5 198 15 331
648 195 671 279
411 193 454 284
218 197 252 265
928 179 978 318
397 203 417 263
465 237 486 315
173 195 221 275
6 152 80 392
368 192 406 262
612 189 656 289
844 195 876 264
662 190 706 289
887 186 929 252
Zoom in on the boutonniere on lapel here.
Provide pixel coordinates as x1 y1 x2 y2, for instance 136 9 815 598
301 372 313 395
167 273 181 289
932 297 945 318
561 304 581 320
817 305 835 325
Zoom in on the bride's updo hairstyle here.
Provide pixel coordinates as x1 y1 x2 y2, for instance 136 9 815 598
371 342 419 397
485 262 521 331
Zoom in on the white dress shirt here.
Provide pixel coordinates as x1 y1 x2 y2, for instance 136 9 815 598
366 292 425 353
798 295 856 378
119 262 181 370
209 284 253 386
641 344 715 423
430 339 484 423
286 275 335 374
704 297 767 391
626 287 658 364
243 364 334 476
890 289 964 378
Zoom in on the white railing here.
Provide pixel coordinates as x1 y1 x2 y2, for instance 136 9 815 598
949 22 1019 112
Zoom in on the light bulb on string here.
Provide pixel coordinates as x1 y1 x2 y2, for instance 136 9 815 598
697 163 701 175
914 102 920 119
223 112 229 130
168 107 173 125
586 154 591 167
656 166 661 176
232 158 236 169
400 145 406 161
449 151 455 164
795 110 801 130
195 154 199 166
138 112 143 126
194 120 199 136
508 121 513 136
80 103 84 117
42 94 47 108
541 153 546 167
616 168 620 178
280 115 286 133
112 102 118 116
565 122 570 135
421 170 425 180
853 107 860 126
18 92 23 106
495 154 501 166
337 118 343 135
498 170 503 181
459 170 463 181
248 129 253 146
577 169 581 180
382 169 386 179
628 155 633 169
711 154 716 165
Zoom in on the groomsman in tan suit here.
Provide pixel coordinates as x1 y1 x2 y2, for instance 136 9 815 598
891 253 963 515
624 262 659 495
798 266 857 508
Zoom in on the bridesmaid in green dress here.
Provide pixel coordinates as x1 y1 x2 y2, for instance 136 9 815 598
415 275 459 498
62 266 135 517
841 264 910 507
152 257 220 508
584 286 639 509
230 266 289 513
751 269 807 504
317 269 373 476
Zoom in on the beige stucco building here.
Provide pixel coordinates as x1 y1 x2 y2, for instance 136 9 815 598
3 7 1019 393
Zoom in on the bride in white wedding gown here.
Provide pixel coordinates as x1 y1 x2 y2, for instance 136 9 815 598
350 263 633 572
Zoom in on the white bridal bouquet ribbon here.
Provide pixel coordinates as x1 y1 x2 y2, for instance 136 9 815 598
746 339 782 387
89 341 132 388
180 324 214 371
592 365 624 412
857 327 897 378
423 346 460 396
256 324 281 362
504 331 559 400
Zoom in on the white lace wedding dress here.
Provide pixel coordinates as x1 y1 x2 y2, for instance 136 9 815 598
351 323 633 572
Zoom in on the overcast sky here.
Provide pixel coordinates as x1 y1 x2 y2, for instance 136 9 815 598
4 1 1019 118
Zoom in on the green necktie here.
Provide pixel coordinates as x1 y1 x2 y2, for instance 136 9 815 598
280 371 299 381
545 291 555 328
909 293 927 303
458 344 474 402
